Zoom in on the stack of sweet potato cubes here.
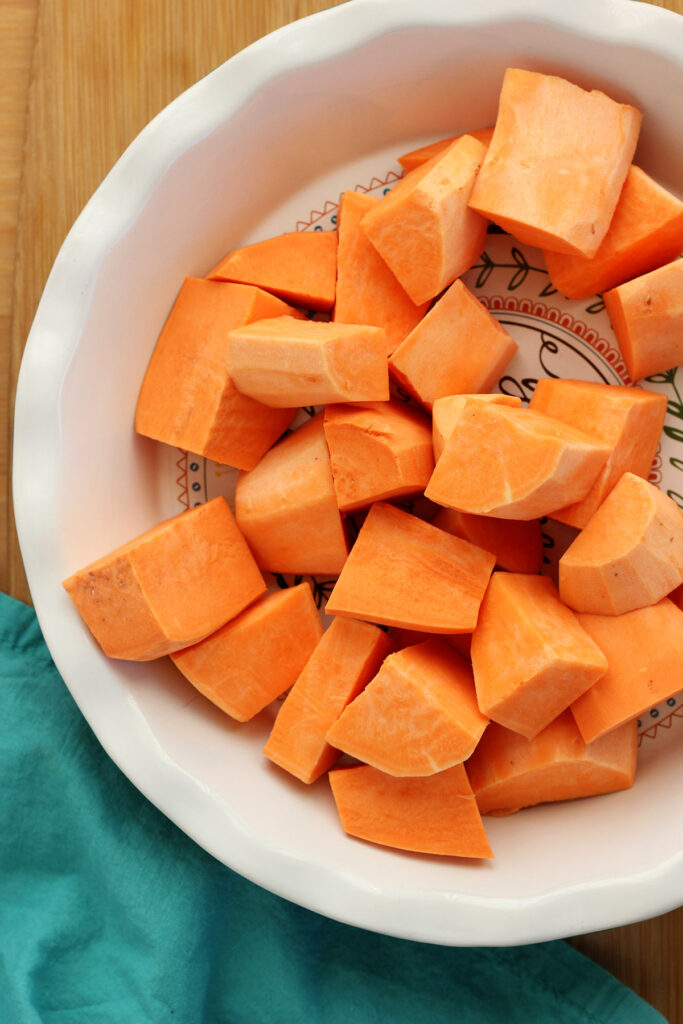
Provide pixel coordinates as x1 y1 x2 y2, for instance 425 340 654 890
63 69 683 860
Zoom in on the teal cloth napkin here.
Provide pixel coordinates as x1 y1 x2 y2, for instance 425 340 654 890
0 591 666 1024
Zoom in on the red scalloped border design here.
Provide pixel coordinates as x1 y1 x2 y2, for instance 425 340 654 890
479 295 631 384
295 199 339 232
648 449 663 486
639 704 683 744
175 449 189 509
295 171 403 231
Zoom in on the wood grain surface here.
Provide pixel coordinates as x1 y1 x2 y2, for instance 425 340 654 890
1 1 681 1019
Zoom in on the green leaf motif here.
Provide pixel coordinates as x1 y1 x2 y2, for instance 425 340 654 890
666 399 683 421
508 248 529 290
663 424 683 444
508 269 528 290
511 247 529 269
312 579 336 609
648 368 677 386
585 298 605 315
473 251 494 289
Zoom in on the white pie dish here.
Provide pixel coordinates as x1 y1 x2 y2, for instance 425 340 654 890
13 0 683 945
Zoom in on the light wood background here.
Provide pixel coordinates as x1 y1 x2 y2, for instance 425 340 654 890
1 1 681 1018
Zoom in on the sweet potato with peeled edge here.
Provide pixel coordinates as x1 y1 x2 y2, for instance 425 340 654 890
432 507 542 574
63 497 265 661
389 279 518 409
529 378 667 529
325 502 495 634
224 316 389 408
361 134 489 305
208 230 337 311
467 712 637 816
603 258 683 382
135 279 299 470
471 573 608 739
333 190 429 355
235 413 348 576
469 68 641 257
323 400 434 512
425 402 611 521
432 392 521 461
543 165 683 299
171 582 323 722
559 472 683 616
326 639 488 776
263 617 394 783
572 598 683 743
329 763 493 858
397 128 494 172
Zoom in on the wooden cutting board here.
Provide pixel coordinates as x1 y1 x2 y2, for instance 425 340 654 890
1 2 681 1019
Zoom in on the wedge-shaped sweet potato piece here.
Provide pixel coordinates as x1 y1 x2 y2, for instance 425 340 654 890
471 574 608 739
432 392 521 460
171 582 322 722
333 191 429 355
63 497 265 661
559 473 683 616
397 128 494 172
135 279 299 470
361 134 489 305
467 712 637 816
325 502 495 633
469 69 641 257
224 316 389 407
572 598 683 742
425 402 611 520
432 508 542 574
326 639 487 776
603 258 683 382
544 165 683 299
329 763 493 858
529 378 667 529
207 230 337 311
235 413 348 575
389 279 518 409
389 280 518 411
323 400 434 512
264 617 394 783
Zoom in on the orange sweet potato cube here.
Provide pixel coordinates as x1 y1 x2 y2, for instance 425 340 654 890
171 582 323 722
529 378 667 529
63 497 265 661
325 502 495 634
361 134 489 305
323 400 434 512
135 278 299 470
389 279 517 410
471 573 608 738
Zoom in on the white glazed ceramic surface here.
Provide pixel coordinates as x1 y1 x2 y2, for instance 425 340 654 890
13 0 683 945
